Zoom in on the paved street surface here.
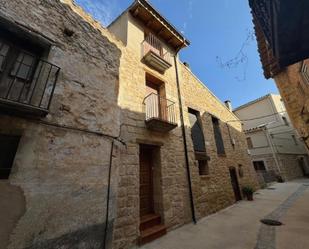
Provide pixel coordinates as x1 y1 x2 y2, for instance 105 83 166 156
140 179 309 249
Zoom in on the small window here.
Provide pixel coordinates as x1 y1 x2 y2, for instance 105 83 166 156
246 137 253 149
238 164 244 178
198 160 209 176
282 116 289 126
292 135 298 145
0 134 21 179
253 161 266 171
212 116 225 155
188 108 206 152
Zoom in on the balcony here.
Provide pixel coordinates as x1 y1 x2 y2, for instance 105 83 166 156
249 0 309 68
0 51 60 117
143 93 177 132
142 34 172 73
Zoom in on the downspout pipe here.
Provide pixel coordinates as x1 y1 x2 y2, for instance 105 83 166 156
103 140 115 249
174 53 197 224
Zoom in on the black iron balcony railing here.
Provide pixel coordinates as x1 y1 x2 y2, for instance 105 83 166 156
0 49 60 115
143 93 177 132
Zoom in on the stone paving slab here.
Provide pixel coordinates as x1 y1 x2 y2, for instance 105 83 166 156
277 188 309 249
139 180 309 249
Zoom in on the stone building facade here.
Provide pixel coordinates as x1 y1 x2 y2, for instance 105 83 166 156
273 60 309 153
0 1 124 248
234 94 309 183
109 1 258 248
0 1 259 249
249 1 309 154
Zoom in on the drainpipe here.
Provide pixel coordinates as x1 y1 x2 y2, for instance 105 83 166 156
174 54 197 224
103 140 115 249
263 127 282 177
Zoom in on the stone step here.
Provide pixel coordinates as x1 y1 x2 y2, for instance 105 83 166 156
139 224 167 245
140 213 161 231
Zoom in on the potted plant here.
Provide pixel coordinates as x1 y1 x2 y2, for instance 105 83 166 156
276 175 285 183
242 186 254 201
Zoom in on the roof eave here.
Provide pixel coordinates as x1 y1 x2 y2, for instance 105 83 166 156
129 0 190 50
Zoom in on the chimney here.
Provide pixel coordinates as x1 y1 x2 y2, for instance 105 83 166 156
224 100 232 111
183 62 190 69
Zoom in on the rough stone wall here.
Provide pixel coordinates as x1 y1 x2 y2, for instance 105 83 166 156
0 0 123 248
112 43 192 249
251 153 306 181
274 59 309 151
179 64 260 219
251 153 278 173
278 154 306 180
112 46 259 248
0 1 261 249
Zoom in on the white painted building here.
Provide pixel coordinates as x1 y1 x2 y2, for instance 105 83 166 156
234 94 309 182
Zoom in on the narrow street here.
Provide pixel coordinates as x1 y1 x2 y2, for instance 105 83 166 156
141 179 309 249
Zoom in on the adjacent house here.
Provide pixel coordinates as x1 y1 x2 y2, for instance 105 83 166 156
248 0 309 152
0 1 259 249
234 94 309 184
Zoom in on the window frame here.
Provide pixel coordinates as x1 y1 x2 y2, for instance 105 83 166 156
246 137 254 149
211 116 226 156
188 108 207 153
253 160 267 171
198 160 209 176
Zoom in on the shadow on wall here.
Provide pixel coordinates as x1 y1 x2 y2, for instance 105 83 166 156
0 103 259 249
0 0 123 248
24 224 105 249
0 181 25 249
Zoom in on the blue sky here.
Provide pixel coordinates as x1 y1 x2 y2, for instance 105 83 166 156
75 0 279 108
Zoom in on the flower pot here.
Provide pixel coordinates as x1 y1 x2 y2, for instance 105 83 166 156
246 193 253 201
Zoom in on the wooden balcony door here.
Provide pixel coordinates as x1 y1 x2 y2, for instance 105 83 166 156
146 81 160 119
140 145 154 216
145 74 167 121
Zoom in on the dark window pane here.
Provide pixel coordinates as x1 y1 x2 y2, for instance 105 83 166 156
253 161 266 171
246 137 253 149
0 134 20 179
212 117 225 155
198 160 209 176
188 108 206 152
11 52 35 80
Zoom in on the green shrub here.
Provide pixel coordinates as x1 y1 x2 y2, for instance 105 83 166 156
242 186 254 195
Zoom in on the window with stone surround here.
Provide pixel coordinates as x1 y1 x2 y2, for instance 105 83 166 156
246 137 253 149
188 108 206 152
198 160 209 176
212 116 225 155
253 161 266 171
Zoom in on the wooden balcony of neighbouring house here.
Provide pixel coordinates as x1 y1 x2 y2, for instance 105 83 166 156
0 49 60 117
143 93 177 132
142 33 172 73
